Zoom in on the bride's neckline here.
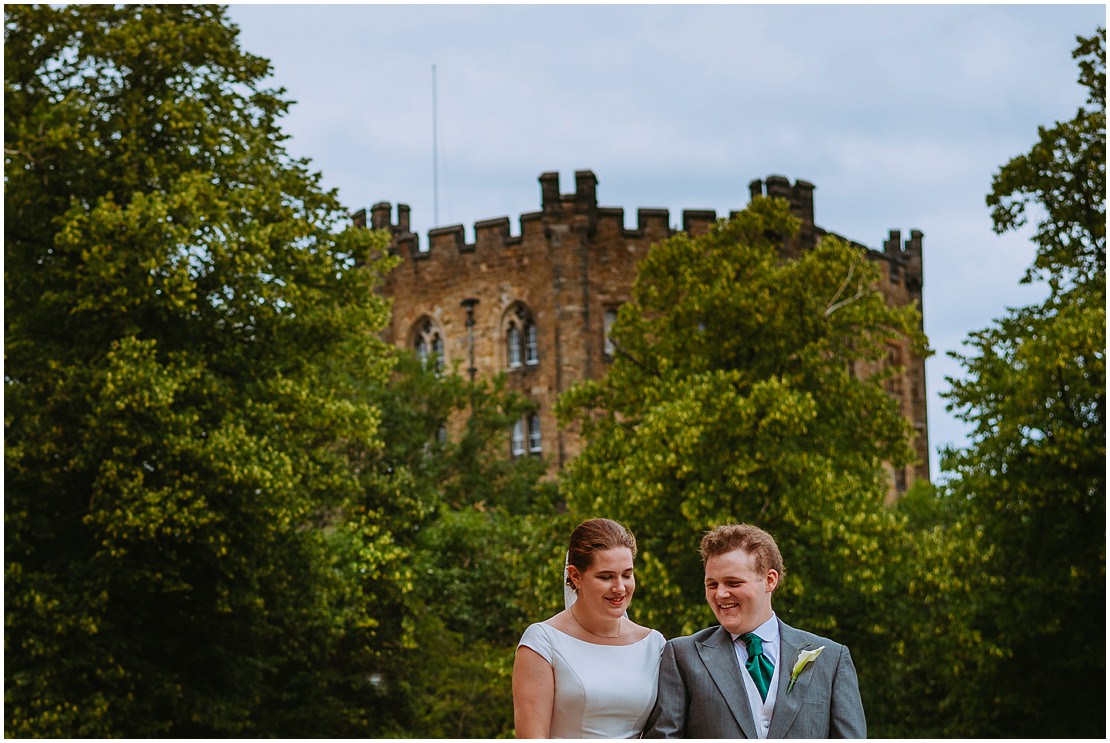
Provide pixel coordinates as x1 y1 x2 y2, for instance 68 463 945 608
541 620 656 647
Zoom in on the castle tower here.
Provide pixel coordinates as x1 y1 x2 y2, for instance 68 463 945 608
366 171 928 497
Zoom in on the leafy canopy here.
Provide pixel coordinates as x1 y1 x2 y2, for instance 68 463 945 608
941 26 1105 738
987 28 1105 290
557 196 928 638
5 5 410 737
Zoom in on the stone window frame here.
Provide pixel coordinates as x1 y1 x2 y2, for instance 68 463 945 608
525 322 539 365
510 411 542 458
528 412 542 454
508 325 522 367
603 305 620 360
503 302 539 370
411 315 445 373
510 418 526 457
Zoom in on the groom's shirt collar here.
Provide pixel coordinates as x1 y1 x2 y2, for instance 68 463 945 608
729 613 780 668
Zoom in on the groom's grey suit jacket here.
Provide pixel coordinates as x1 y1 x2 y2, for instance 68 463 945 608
642 619 866 738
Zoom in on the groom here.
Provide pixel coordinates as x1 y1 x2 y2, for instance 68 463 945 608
643 524 866 738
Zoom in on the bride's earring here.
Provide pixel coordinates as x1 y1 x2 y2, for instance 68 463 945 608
564 562 580 609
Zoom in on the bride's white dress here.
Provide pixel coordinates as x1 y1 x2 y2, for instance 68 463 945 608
518 622 666 739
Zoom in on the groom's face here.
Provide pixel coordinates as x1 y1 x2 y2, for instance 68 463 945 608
703 548 779 635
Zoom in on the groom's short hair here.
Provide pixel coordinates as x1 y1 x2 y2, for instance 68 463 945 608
699 523 786 581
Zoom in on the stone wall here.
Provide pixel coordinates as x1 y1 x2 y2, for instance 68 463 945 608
360 170 928 497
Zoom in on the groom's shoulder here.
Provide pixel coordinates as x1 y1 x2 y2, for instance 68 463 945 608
667 624 724 649
779 620 848 652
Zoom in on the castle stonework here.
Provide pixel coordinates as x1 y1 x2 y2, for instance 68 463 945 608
360 171 928 498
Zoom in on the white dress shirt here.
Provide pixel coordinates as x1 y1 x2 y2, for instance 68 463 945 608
730 613 780 739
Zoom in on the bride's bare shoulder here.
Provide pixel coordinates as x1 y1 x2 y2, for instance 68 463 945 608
544 610 576 634
627 620 660 642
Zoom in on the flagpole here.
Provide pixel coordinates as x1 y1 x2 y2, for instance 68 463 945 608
432 63 439 227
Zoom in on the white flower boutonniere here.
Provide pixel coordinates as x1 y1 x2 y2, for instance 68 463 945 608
787 645 826 693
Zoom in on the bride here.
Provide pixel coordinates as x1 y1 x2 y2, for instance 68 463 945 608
512 518 666 738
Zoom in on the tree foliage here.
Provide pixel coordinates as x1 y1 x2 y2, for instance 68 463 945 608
555 195 1051 736
872 481 1002 737
941 27 1106 738
3 6 573 737
405 506 569 738
987 29 1105 291
372 353 567 738
4 5 410 736
555 198 938 732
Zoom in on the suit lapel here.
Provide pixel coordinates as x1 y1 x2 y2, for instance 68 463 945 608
695 626 759 739
767 621 812 738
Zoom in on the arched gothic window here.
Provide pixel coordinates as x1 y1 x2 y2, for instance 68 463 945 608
505 303 538 369
413 317 444 372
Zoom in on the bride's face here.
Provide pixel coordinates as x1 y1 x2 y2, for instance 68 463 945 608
573 547 636 616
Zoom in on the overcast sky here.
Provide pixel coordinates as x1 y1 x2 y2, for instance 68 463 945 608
227 3 1104 479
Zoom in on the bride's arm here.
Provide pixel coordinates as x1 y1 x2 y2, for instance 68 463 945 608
512 645 555 738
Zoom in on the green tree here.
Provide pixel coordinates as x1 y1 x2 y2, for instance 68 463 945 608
941 27 1105 738
556 197 933 715
369 353 566 738
873 481 1001 737
406 507 568 738
553 194 1016 737
5 5 412 736
987 29 1105 291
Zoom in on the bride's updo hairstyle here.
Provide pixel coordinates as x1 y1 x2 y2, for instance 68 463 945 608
565 518 637 589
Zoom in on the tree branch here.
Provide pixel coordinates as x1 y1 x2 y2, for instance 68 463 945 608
825 262 867 317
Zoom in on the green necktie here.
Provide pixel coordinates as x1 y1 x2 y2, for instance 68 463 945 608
740 632 774 702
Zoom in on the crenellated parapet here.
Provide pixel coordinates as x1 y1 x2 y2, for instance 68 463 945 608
350 201 422 258
362 170 740 258
883 228 924 297
746 175 818 254
541 170 598 219
356 171 924 291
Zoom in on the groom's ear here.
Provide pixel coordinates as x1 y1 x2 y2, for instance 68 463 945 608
765 569 780 592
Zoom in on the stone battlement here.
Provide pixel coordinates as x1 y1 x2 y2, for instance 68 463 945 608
355 170 741 259
354 170 923 299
